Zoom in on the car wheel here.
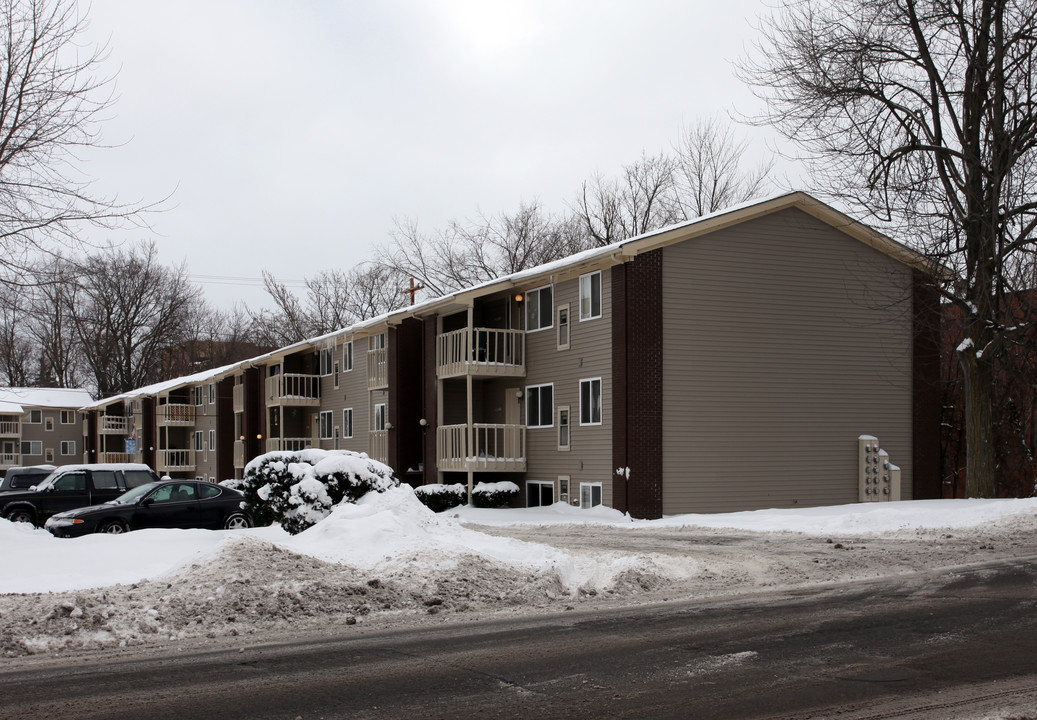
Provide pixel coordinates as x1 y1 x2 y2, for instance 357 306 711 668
98 520 128 535
5 509 35 525
223 512 252 530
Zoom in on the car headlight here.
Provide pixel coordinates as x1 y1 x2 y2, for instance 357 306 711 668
45 517 84 528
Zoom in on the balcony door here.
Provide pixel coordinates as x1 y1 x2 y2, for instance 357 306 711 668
505 388 521 425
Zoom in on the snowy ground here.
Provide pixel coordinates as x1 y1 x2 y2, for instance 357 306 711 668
1 487 1035 657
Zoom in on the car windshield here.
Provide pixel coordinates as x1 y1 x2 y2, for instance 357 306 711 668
111 482 161 505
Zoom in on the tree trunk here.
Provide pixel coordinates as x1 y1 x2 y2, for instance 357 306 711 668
961 351 999 497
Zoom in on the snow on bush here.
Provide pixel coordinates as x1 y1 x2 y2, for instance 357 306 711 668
241 449 398 535
414 483 467 512
471 480 519 508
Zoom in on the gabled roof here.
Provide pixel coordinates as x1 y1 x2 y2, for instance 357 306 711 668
80 363 239 411
0 387 94 411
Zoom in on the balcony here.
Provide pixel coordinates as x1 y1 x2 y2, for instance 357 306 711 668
265 373 320 407
233 440 245 469
436 423 526 472
233 384 244 414
158 403 196 426
100 415 130 434
158 449 195 473
98 452 136 464
369 429 388 465
368 347 388 390
0 420 19 437
265 437 313 453
437 328 525 379
0 452 19 468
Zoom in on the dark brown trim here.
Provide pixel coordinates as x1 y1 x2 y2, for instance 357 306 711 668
216 377 235 481
141 398 156 470
243 367 263 463
912 269 942 499
611 264 629 513
85 411 97 461
388 319 425 484
423 317 438 486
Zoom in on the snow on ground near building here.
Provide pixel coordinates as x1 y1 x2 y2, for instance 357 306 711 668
2 492 1035 595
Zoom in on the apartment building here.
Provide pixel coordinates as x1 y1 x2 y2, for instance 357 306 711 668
0 387 94 471
80 192 942 518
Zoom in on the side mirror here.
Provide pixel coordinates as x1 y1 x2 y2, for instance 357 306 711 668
141 498 154 508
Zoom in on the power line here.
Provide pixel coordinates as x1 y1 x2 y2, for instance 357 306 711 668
188 274 307 288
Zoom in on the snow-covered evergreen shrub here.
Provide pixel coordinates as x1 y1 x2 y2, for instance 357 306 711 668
241 449 398 534
218 478 244 492
414 483 467 512
471 480 520 508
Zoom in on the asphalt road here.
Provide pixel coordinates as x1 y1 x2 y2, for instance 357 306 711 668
3 557 1036 720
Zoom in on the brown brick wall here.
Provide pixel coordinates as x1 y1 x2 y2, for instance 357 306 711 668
912 269 943 499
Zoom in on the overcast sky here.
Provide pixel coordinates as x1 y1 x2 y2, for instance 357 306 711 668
78 0 790 310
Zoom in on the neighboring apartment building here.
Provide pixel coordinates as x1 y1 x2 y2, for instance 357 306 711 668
0 387 94 471
81 192 943 519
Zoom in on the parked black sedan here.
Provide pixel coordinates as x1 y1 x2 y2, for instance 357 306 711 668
44 480 252 538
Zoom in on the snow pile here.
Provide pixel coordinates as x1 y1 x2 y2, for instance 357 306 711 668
471 480 519 508
241 449 397 534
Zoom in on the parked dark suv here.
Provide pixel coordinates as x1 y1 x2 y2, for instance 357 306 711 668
0 465 56 493
0 464 160 527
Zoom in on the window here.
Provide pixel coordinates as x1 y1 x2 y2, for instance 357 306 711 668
60 440 76 456
208 383 216 404
124 470 153 488
28 409 41 424
559 475 571 504
343 340 354 371
525 384 554 428
60 410 75 424
371 333 387 350
580 378 603 425
193 387 203 406
209 429 216 452
557 304 570 350
524 285 553 332
194 431 204 452
557 406 570 451
526 481 554 507
319 410 333 439
45 448 54 462
20 440 41 456
200 484 220 498
580 482 603 509
579 271 602 320
343 408 354 438
92 470 118 489
374 403 387 431
333 361 340 388
319 347 333 376
44 417 54 431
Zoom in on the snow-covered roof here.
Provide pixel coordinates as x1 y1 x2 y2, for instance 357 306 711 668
81 362 240 411
0 387 94 410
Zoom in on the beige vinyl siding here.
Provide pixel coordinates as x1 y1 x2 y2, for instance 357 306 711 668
662 208 914 514
194 396 218 480
318 338 372 453
523 271 613 506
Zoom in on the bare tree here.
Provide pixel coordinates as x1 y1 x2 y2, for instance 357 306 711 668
742 0 1037 497
575 152 679 246
22 256 82 387
670 117 773 219
0 0 147 283
68 241 199 396
0 282 34 385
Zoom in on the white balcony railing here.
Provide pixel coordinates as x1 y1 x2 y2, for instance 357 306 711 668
0 420 19 436
100 415 130 433
0 452 19 467
159 403 196 425
158 449 195 472
436 328 525 379
436 423 526 472
98 452 136 464
265 437 312 453
367 348 388 390
265 373 320 407
233 384 244 414
369 429 388 465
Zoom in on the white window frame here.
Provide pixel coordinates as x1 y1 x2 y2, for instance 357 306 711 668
526 480 555 508
60 440 76 456
557 405 571 451
579 270 602 321
580 378 603 426
580 482 603 509
209 429 216 453
524 285 553 332
525 383 554 428
193 387 203 406
343 340 354 372
45 447 55 463
319 410 334 439
194 431 204 452
371 333 387 350
208 383 216 404
44 416 54 431
558 475 571 504
333 361 340 389
21 440 41 456
343 408 354 438
60 410 76 425
27 409 41 424
319 347 333 376
557 303 570 350
373 403 387 431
